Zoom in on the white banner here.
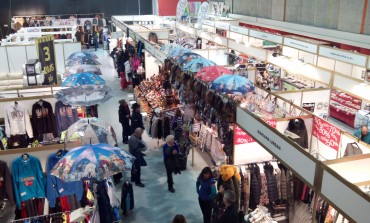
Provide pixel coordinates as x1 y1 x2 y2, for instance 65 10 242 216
284 37 318 54
249 30 283 44
53 19 77 27
197 2 209 30
230 25 249 35
319 46 368 67
203 20 215 27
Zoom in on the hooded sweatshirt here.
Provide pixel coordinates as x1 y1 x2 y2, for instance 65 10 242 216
46 151 83 208
4 102 33 138
0 160 14 205
11 155 45 208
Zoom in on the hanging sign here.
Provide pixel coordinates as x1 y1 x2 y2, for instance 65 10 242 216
35 35 57 85
249 30 283 44
53 19 76 27
215 21 230 31
319 46 368 67
236 107 317 186
312 116 341 151
203 20 215 27
176 0 188 22
230 25 249 35
234 119 277 145
284 37 318 54
197 2 209 30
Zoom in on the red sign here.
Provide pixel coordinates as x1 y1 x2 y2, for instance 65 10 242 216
312 116 341 151
234 119 277 145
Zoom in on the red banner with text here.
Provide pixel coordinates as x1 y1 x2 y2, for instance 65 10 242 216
234 119 277 145
312 116 341 151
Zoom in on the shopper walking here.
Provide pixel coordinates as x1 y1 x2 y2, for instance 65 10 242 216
131 103 145 133
171 109 183 141
129 128 147 187
196 167 217 223
172 214 187 223
93 31 99 51
118 99 131 144
217 190 239 223
163 135 181 193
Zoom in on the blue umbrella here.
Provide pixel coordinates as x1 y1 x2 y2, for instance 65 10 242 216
62 72 106 87
51 143 135 181
182 58 216 73
66 57 100 67
210 74 255 95
168 48 191 58
176 52 201 65
67 51 98 60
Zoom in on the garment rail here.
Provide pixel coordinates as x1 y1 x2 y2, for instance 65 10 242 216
234 159 278 167
11 211 70 223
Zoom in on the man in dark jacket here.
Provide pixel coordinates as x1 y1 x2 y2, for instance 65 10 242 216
131 103 144 134
129 128 147 187
118 99 131 144
217 190 239 223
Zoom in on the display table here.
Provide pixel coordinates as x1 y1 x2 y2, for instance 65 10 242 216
330 105 356 127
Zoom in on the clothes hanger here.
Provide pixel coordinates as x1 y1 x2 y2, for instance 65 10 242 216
22 153 29 161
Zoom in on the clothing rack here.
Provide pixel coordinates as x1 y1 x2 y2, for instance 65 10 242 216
11 211 70 223
235 159 278 167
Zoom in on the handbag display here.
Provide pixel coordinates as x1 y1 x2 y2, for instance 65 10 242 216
343 142 362 157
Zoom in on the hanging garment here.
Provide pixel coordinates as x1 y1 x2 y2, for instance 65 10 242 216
163 116 171 139
32 100 57 141
121 181 134 215
96 181 115 223
106 180 120 208
11 155 45 209
55 101 79 137
286 118 308 149
264 163 279 204
46 151 83 208
0 160 14 205
4 102 33 138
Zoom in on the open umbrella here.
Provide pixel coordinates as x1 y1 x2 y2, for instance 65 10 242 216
65 118 117 146
168 47 191 58
195 66 232 82
62 72 106 87
175 52 201 65
50 143 135 182
160 43 182 55
64 65 103 77
210 74 255 95
54 84 113 107
182 58 216 73
66 57 100 67
67 51 98 60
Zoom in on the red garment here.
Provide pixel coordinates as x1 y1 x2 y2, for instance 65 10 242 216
120 72 127 89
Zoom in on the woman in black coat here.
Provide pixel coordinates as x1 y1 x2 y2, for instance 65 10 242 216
119 99 131 144
131 103 144 133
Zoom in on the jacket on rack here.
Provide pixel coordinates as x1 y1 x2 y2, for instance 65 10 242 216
121 181 134 213
286 118 308 149
96 181 115 223
264 163 279 203
46 151 83 208
11 155 45 208
31 100 57 140
0 160 14 205
163 116 171 139
55 101 79 137
4 102 33 138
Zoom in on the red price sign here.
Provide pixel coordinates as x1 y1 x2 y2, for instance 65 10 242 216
312 116 341 151
234 119 277 145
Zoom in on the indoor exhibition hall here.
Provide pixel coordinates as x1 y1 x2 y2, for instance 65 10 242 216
0 0 369 222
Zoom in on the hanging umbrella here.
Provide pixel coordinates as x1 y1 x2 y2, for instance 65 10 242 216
54 84 113 107
182 58 216 73
65 118 117 146
195 66 232 82
67 51 98 60
210 74 255 95
175 52 201 65
62 72 106 87
66 57 100 67
50 143 135 182
168 47 191 58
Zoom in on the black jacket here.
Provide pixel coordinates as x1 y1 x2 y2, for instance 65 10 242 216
121 182 134 213
119 104 130 125
217 204 239 223
31 100 56 140
286 118 308 148
0 160 14 205
131 111 144 133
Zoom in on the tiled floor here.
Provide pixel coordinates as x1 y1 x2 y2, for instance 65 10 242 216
89 48 213 223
